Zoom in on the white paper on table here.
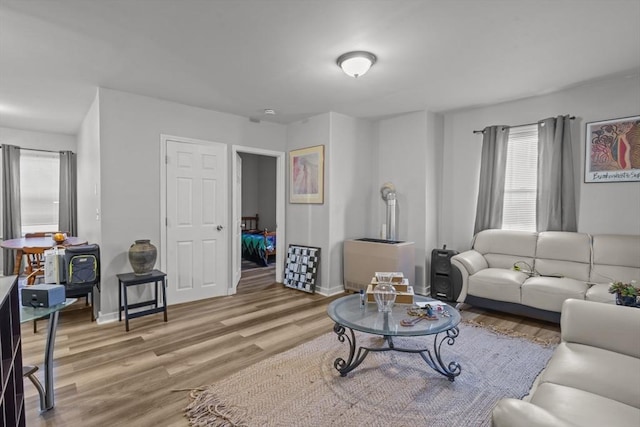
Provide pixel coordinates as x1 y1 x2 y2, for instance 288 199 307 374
416 301 448 308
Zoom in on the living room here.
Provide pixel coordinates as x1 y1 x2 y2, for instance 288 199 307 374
1 1 639 426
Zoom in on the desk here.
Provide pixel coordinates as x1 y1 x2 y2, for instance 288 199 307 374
1 236 88 275
117 270 168 331
20 297 77 411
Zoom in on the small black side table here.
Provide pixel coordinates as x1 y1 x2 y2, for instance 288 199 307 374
117 269 167 332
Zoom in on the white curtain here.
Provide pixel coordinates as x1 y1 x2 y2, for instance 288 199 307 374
474 126 510 235
536 115 577 231
59 151 77 236
2 145 22 275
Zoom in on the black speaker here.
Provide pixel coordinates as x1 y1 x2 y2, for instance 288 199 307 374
430 246 458 301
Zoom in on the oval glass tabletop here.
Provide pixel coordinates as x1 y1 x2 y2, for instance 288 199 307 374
327 294 460 337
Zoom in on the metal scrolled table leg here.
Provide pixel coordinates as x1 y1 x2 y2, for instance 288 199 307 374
332 323 371 376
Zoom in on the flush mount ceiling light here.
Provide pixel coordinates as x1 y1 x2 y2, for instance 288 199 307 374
336 51 377 78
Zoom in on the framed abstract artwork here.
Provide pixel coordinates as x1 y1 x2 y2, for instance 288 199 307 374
585 115 640 183
283 244 320 293
289 145 324 203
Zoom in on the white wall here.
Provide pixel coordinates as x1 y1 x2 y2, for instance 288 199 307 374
76 92 101 246
0 126 76 152
286 114 331 291
286 113 375 295
94 88 286 318
374 111 443 293
240 153 260 217
441 73 640 251
257 156 277 231
328 112 375 294
240 153 277 230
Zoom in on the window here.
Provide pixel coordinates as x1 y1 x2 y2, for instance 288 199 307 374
19 151 60 234
502 124 538 232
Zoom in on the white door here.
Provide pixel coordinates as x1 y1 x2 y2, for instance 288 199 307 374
166 139 228 305
233 153 242 288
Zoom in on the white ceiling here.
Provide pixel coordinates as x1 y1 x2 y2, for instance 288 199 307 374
1 0 639 135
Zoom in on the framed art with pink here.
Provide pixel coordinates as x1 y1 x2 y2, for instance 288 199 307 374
289 145 324 204
585 115 640 183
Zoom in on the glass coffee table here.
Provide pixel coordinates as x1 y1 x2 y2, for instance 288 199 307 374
327 294 462 381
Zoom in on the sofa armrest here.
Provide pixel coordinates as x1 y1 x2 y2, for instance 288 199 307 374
451 250 488 303
452 250 488 275
492 398 575 427
561 299 640 358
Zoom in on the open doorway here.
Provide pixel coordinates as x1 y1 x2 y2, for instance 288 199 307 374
231 146 285 294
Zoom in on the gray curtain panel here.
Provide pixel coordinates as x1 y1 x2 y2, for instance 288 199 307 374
474 126 510 235
59 151 78 236
536 115 577 232
2 144 22 275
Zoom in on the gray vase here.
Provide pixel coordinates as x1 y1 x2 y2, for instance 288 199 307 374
128 239 157 275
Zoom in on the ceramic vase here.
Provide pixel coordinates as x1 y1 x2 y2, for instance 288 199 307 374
128 239 157 275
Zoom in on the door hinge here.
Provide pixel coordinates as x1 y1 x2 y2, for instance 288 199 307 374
165 155 169 164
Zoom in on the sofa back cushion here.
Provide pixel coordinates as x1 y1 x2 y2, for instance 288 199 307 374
474 229 537 269
535 232 591 281
590 234 640 284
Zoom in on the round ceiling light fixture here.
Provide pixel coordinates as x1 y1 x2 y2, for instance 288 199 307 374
336 51 377 78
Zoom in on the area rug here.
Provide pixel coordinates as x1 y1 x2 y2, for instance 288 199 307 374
184 324 555 426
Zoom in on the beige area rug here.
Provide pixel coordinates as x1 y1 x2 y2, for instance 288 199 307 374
184 324 555 426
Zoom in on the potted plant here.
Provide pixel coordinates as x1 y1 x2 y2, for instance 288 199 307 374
608 281 639 307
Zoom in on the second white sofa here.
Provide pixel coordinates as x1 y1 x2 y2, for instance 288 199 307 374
451 230 640 322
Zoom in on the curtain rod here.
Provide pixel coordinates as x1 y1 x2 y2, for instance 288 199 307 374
472 116 575 134
0 146 70 154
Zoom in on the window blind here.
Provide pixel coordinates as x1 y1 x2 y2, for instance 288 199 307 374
20 150 60 233
502 124 537 232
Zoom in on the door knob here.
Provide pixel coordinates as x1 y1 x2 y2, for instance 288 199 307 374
217 225 224 231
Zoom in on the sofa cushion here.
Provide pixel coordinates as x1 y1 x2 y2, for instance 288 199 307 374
585 283 616 304
473 229 537 269
468 268 528 303
535 231 591 281
521 277 588 313
530 383 640 427
539 342 640 408
590 234 640 284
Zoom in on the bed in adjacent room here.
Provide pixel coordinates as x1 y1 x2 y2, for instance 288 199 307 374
241 214 276 266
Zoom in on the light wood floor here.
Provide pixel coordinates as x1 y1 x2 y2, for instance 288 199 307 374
22 267 560 426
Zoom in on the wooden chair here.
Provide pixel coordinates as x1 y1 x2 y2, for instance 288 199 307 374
22 246 47 333
22 246 46 286
25 232 54 238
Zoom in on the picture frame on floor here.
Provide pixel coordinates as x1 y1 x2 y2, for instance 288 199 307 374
283 244 320 293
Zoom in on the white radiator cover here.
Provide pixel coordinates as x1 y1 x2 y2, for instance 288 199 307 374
343 239 415 292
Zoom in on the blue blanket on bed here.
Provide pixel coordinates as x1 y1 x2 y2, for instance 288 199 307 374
242 233 275 266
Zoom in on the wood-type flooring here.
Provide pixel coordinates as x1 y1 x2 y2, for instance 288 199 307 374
21 266 559 426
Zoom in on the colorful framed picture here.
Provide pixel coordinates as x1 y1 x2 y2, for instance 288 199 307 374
289 145 324 203
585 115 640 183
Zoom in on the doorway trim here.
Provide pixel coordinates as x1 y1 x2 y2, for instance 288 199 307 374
231 145 285 294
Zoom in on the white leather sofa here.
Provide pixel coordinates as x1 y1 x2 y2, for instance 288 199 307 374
451 230 640 322
492 299 640 427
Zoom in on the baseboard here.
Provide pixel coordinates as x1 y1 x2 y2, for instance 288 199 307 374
96 311 119 325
